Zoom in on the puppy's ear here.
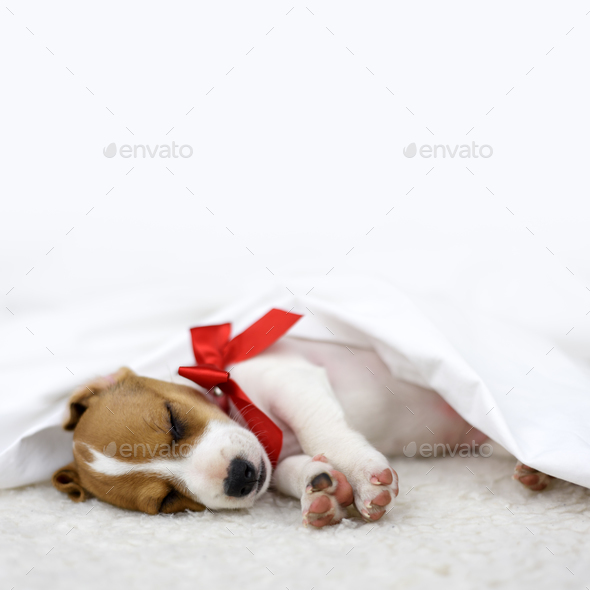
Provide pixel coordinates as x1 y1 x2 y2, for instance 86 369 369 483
64 367 136 430
52 462 88 502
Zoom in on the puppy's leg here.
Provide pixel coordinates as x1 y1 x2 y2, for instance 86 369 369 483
513 461 552 491
273 454 353 527
233 354 398 521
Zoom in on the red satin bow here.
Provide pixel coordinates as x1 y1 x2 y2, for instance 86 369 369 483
178 308 302 467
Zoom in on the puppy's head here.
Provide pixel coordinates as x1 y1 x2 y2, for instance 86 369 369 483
52 368 271 514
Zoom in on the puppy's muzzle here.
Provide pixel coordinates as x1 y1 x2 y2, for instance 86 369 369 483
224 458 264 498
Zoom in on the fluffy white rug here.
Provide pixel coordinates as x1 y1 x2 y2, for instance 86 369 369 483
1 453 589 590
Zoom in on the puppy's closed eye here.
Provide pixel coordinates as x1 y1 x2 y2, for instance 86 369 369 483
166 403 185 441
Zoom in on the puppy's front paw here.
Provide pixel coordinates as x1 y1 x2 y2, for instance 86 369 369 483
345 454 398 522
301 456 353 528
513 461 551 491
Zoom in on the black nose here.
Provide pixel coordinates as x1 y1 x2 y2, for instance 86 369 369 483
224 458 257 497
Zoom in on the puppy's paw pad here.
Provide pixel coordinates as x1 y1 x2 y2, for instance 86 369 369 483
513 462 551 491
367 489 392 507
330 469 354 507
370 468 396 489
310 473 333 492
302 490 344 528
360 500 389 521
309 494 332 513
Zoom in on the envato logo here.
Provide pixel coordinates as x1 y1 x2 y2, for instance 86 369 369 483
402 440 493 458
403 142 493 159
103 142 193 159
103 441 193 459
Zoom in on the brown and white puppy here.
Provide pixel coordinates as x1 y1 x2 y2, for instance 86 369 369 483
53 368 271 514
53 339 549 526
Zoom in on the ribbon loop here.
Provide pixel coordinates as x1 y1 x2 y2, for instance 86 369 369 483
178 308 302 467
222 308 303 365
178 365 230 390
189 324 231 367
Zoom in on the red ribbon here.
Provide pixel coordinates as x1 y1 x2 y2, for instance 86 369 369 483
178 308 302 466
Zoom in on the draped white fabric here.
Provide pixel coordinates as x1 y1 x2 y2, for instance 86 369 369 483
1 276 589 490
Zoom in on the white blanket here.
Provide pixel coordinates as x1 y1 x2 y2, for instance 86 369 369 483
2 276 589 490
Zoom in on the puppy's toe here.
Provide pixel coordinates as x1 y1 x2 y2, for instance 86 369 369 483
360 489 393 521
309 494 332 513
370 468 397 491
301 460 346 528
513 461 551 491
302 488 345 528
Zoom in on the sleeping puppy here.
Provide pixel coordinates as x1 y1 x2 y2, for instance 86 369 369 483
53 338 548 527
